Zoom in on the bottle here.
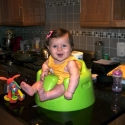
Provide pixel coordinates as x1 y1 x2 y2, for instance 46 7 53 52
35 38 40 52
94 40 103 60
112 68 123 92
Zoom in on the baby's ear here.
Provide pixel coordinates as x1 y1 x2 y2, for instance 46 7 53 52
71 47 73 52
47 46 50 50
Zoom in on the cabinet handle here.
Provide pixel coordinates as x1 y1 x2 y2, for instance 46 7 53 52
80 0 81 13
19 5 22 16
122 0 125 19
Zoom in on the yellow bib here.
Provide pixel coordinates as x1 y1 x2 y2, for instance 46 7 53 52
48 55 82 84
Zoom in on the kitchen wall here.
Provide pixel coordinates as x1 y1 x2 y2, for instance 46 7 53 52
0 0 125 63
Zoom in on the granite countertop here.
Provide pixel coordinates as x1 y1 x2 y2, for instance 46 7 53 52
0 84 125 125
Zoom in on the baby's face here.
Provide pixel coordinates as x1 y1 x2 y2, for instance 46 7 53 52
48 34 72 64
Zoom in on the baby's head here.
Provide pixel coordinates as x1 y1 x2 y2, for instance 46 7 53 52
45 28 74 49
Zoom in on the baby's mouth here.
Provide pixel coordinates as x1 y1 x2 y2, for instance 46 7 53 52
57 53 63 57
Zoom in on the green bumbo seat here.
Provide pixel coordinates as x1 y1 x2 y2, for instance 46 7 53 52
35 60 95 111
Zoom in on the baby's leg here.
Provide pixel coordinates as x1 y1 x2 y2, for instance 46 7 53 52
21 81 42 96
38 84 65 101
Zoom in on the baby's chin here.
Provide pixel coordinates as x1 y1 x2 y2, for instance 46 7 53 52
54 58 65 64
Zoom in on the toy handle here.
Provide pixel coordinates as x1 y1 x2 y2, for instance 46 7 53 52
43 74 58 91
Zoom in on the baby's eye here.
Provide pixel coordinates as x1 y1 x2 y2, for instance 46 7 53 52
53 45 57 48
62 45 66 47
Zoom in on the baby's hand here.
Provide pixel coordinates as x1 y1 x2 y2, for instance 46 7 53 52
41 71 48 81
64 90 73 100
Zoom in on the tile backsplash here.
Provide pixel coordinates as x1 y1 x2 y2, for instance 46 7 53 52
0 0 125 63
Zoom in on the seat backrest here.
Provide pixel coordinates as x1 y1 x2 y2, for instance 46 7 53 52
78 60 88 73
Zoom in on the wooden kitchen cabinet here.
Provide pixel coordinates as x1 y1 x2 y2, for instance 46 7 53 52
111 0 125 27
108 113 125 125
1 0 45 26
80 0 112 27
0 0 2 25
80 0 125 27
0 108 29 125
0 64 8 94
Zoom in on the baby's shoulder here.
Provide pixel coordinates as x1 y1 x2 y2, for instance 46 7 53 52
66 60 77 68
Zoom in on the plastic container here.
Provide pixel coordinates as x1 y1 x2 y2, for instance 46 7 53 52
112 68 123 92
94 40 103 60
71 51 83 60
34 37 40 52
36 40 40 49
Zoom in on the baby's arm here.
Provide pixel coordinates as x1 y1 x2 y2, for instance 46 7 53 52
41 60 49 81
64 61 80 99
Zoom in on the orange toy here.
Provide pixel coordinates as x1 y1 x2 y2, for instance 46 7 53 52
0 74 25 103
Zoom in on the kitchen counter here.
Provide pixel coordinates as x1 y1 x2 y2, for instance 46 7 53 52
0 54 124 125
0 83 125 125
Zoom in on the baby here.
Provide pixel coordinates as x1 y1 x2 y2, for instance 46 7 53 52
21 28 82 101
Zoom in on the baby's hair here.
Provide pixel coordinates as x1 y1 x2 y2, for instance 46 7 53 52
45 28 74 48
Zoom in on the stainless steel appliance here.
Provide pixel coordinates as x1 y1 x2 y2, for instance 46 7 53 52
2 37 14 50
1 30 15 50
94 40 103 60
12 50 39 62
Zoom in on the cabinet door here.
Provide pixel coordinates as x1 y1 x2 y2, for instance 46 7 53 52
0 108 29 125
11 0 23 23
111 0 125 27
1 0 12 24
1 0 45 26
0 65 8 94
108 113 125 125
80 0 112 27
115 113 125 125
0 0 2 25
23 0 45 26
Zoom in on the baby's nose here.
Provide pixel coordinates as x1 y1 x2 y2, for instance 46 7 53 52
57 46 62 51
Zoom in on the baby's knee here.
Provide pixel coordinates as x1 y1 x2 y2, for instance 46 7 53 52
36 80 43 85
